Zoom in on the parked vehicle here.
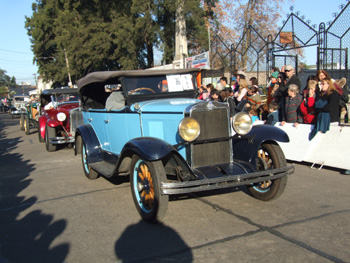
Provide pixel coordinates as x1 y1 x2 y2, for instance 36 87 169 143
75 68 294 223
21 96 40 134
10 95 29 118
38 88 81 152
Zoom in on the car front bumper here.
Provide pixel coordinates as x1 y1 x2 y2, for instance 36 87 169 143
50 136 75 144
11 110 26 115
161 164 294 195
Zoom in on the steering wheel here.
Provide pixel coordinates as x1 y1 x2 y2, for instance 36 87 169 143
129 87 156 95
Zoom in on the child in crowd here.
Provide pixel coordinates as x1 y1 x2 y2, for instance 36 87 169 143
265 101 279 126
210 89 220 102
300 80 317 124
244 85 262 111
249 109 259 123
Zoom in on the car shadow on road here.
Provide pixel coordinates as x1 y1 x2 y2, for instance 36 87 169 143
104 174 130 186
115 220 193 262
0 113 69 263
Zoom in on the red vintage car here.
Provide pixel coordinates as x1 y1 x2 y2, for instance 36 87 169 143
38 88 82 152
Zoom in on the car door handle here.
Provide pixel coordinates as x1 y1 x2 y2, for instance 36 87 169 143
88 118 92 122
104 119 109 123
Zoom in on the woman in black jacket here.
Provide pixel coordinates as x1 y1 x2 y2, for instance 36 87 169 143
317 78 340 123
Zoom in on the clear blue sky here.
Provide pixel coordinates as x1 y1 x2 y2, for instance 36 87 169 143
0 0 347 85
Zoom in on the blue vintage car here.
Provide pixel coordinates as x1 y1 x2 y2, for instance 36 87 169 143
75 68 294 223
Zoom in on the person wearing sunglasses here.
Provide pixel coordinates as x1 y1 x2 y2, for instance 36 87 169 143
284 65 301 91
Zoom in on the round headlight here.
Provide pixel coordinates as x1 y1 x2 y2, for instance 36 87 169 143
232 112 252 135
57 112 66 122
178 117 200 142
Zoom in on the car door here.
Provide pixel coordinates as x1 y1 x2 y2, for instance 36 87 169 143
105 110 142 155
84 109 110 151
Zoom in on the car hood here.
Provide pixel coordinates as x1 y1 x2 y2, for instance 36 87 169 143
135 98 201 113
57 102 79 112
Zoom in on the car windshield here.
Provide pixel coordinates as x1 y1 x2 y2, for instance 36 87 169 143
124 74 194 96
54 94 79 103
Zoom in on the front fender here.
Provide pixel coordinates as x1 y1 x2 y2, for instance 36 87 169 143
232 124 289 164
75 124 102 164
46 119 61 128
120 137 176 162
38 116 48 140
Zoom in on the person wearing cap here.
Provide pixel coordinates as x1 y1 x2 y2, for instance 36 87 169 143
284 65 301 91
230 76 237 93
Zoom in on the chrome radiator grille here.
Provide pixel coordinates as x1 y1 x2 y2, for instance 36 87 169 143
70 108 83 134
190 104 231 168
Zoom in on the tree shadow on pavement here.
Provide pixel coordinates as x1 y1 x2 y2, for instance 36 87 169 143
115 220 193 262
0 113 69 263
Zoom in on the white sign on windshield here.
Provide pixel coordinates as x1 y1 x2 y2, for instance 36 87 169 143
166 74 193 92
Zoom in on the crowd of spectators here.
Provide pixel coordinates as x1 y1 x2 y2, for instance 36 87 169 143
196 68 349 175
197 66 349 134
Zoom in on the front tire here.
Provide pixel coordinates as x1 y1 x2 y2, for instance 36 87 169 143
130 155 168 223
247 143 288 201
81 140 99 180
45 125 58 152
20 114 25 131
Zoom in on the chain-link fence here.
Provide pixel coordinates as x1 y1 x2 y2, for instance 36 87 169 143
320 2 350 80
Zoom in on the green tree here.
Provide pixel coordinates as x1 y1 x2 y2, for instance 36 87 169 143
25 0 216 85
0 69 17 89
0 69 18 97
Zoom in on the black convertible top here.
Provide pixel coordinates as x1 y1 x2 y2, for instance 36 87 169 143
77 68 201 90
41 88 78 96
77 68 201 110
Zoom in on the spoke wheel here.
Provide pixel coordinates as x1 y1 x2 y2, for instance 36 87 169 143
247 143 288 201
130 155 168 223
81 140 99 180
45 125 58 152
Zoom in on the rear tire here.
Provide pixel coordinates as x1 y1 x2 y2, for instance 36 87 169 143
247 143 288 201
45 125 58 152
81 141 99 180
130 155 168 223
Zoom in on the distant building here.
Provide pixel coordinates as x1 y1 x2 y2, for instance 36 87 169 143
37 76 53 93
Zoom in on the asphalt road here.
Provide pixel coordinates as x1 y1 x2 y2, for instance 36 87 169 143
0 112 349 263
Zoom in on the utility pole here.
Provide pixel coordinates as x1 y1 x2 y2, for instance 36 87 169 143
173 0 188 69
64 48 73 88
33 73 37 86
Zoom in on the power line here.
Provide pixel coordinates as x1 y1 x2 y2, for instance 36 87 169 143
0 48 33 55
0 58 33 63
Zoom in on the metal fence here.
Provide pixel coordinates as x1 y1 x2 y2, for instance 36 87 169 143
319 1 350 80
209 1 350 84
